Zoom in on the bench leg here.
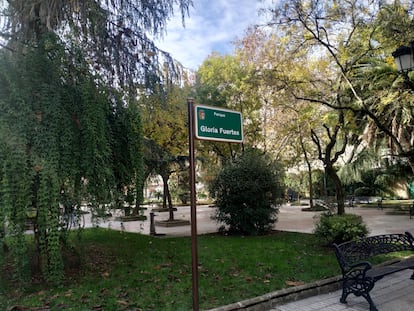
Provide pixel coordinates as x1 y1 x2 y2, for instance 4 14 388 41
339 290 349 304
340 277 377 310
363 293 378 311
340 288 378 311
339 281 354 304
339 279 352 304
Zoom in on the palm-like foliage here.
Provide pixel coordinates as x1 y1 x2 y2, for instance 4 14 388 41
339 147 411 197
349 59 414 172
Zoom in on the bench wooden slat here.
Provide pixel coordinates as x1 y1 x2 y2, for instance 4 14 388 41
366 261 414 279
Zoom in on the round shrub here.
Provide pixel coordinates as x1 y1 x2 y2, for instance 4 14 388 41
314 212 369 244
209 149 284 235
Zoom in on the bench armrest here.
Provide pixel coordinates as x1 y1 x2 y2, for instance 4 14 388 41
343 261 372 278
405 231 414 246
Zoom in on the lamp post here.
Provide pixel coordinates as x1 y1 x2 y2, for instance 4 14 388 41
392 41 414 90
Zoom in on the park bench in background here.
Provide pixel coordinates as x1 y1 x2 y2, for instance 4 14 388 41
333 232 414 311
350 196 382 204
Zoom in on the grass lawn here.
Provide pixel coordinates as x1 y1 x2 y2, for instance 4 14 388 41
1 229 340 310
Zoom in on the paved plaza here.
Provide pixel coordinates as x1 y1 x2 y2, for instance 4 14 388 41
88 203 414 237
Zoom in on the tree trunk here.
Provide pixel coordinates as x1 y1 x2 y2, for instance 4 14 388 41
408 156 414 175
162 175 168 210
301 147 313 209
161 174 174 221
300 135 314 209
307 165 314 209
133 175 144 215
167 188 174 221
326 165 345 215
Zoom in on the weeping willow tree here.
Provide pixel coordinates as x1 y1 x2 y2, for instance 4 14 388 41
1 0 191 88
0 33 143 283
0 0 189 284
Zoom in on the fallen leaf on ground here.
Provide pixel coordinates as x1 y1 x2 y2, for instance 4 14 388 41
101 271 110 277
285 280 305 286
117 299 129 306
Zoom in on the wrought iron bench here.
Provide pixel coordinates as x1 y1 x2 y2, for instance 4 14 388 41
333 232 414 311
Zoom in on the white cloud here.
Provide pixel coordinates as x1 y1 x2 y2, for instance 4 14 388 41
155 0 276 70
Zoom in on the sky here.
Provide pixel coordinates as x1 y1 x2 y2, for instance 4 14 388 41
155 0 276 70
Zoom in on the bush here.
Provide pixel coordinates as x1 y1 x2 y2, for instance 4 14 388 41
209 149 284 235
313 213 369 244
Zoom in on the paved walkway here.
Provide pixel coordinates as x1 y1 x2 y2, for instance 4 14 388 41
85 203 414 311
271 270 414 311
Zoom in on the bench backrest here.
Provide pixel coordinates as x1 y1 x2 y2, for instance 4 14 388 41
333 232 414 272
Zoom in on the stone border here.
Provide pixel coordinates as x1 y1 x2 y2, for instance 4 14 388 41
204 275 342 311
155 219 190 227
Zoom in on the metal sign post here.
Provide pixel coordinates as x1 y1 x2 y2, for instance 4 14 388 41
187 98 199 311
188 100 243 310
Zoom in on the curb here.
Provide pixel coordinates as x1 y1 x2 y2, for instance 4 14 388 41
204 275 342 311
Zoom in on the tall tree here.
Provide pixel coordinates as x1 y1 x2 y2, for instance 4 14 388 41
311 111 348 214
255 0 414 212
196 53 263 162
265 0 414 172
141 84 191 221
0 0 191 283
235 27 327 208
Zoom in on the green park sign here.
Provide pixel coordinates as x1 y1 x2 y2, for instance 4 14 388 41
194 105 243 143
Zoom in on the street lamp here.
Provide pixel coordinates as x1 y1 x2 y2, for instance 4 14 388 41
392 44 413 73
392 42 414 89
